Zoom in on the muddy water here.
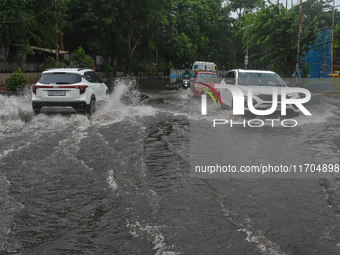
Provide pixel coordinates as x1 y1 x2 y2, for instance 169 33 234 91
0 80 339 254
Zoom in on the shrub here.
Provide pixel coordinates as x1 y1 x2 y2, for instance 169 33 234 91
69 46 94 68
105 64 114 78
6 68 28 91
145 62 158 75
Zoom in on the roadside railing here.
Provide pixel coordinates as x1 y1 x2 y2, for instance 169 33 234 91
170 69 227 84
0 62 41 73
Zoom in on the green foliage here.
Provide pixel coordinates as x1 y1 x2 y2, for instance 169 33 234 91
6 68 28 91
171 0 224 66
301 63 311 78
240 4 299 76
168 61 174 70
68 46 94 68
1 0 339 75
0 0 64 60
104 64 114 78
334 24 340 58
0 0 31 49
145 63 158 75
228 0 265 19
40 56 64 71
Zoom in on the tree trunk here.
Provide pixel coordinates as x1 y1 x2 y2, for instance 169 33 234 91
110 31 117 76
125 27 143 75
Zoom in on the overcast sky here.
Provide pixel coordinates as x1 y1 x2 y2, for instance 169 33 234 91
277 0 340 10
229 0 340 18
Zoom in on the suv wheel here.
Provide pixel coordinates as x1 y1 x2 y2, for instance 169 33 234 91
87 98 96 115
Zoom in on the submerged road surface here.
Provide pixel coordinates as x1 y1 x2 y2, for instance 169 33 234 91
0 80 339 254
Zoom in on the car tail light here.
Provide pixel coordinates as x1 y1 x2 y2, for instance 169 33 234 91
32 85 88 94
32 85 52 94
75 85 87 94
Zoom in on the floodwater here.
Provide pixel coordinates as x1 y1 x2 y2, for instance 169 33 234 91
0 79 339 255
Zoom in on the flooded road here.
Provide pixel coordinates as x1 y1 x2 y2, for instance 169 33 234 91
0 80 340 255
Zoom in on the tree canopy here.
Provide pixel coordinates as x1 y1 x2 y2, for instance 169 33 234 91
0 0 339 76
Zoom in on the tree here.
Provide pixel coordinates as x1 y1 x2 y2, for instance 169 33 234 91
166 0 225 68
0 0 34 58
117 0 173 74
64 0 120 67
298 0 332 29
68 46 94 68
0 0 67 61
227 0 265 19
240 4 299 76
28 0 64 51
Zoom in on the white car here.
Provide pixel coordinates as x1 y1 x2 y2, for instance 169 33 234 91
218 69 301 114
32 68 108 114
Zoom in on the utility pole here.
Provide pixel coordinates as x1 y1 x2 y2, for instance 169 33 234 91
331 0 335 90
331 0 335 76
295 0 303 81
55 0 59 62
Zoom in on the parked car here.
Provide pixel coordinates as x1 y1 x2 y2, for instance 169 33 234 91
218 69 301 113
32 68 108 114
192 71 220 97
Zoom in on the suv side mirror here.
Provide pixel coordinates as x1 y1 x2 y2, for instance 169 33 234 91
225 79 235 85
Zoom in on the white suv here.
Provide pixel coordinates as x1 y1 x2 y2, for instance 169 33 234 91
32 68 108 114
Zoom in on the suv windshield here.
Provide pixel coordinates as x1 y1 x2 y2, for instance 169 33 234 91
39 73 82 84
238 72 285 87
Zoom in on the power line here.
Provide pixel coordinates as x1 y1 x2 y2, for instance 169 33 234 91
0 2 54 24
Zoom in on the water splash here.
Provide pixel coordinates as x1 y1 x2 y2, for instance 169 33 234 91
0 89 34 133
91 79 157 125
0 79 157 134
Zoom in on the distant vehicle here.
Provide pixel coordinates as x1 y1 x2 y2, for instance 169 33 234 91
192 61 217 73
32 68 108 114
330 70 340 78
182 78 190 90
182 69 191 89
192 71 220 97
219 69 301 113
